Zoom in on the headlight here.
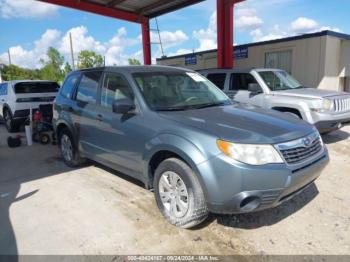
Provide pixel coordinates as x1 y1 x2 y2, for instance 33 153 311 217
322 99 333 110
217 140 284 165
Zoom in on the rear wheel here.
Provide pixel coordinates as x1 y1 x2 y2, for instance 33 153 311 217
3 109 18 133
59 128 84 167
154 158 208 229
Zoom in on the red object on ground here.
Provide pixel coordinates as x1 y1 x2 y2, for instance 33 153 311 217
34 111 42 122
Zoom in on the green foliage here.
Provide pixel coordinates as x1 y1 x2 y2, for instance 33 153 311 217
128 58 141 65
1 64 39 81
40 47 65 83
64 62 73 75
78 50 104 69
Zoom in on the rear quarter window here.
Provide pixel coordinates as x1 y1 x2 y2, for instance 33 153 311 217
14 82 59 94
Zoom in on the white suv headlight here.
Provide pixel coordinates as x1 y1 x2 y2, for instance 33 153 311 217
322 99 333 111
217 140 284 165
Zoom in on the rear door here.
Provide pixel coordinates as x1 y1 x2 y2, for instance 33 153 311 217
70 70 103 155
228 73 265 106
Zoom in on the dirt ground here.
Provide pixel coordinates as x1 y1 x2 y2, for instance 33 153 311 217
0 123 349 255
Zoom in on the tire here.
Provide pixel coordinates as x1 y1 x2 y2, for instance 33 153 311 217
3 109 18 133
58 128 84 168
40 133 51 145
154 158 208 229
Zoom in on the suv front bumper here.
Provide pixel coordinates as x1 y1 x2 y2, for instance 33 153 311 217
307 110 350 133
197 148 329 214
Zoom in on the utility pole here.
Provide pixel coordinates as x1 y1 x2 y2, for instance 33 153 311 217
8 49 12 65
69 33 75 70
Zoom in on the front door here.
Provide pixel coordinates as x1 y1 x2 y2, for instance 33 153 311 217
227 73 265 107
92 72 146 176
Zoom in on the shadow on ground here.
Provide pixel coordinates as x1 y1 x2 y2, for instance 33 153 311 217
212 183 319 229
322 129 349 144
0 127 76 257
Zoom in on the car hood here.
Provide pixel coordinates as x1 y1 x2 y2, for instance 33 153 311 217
158 103 314 144
272 87 349 99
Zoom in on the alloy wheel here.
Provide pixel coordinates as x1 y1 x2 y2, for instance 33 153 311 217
61 134 73 162
158 171 189 218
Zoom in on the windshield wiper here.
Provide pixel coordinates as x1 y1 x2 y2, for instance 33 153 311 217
192 101 228 109
154 106 189 111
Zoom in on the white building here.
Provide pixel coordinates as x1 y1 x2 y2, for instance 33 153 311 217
157 30 350 92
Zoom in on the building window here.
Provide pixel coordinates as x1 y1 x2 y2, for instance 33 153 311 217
265 50 292 74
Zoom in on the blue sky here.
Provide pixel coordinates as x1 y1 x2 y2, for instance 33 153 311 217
0 0 349 68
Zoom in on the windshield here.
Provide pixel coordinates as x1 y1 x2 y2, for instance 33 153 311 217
133 72 231 111
258 71 303 91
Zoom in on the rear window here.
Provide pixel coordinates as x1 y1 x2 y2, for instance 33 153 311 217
14 82 59 94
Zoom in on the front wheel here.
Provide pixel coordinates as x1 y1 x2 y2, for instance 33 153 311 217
154 158 208 229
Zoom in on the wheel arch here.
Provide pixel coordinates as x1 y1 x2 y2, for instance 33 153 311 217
143 134 209 199
271 106 303 119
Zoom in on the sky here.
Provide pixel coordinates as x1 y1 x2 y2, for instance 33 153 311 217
0 0 349 69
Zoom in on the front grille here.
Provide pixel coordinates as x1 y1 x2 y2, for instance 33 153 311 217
333 97 350 112
277 132 323 165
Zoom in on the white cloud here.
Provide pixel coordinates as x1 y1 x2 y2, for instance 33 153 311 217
0 0 59 19
250 25 287 42
168 48 193 57
235 8 263 30
290 17 319 33
193 12 217 51
0 25 189 68
151 30 189 49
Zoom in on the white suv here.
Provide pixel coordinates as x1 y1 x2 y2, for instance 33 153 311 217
0 80 59 132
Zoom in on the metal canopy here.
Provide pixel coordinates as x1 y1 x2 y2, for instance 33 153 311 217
38 0 205 22
37 0 244 67
95 0 205 18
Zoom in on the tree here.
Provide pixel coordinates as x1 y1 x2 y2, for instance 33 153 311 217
128 58 141 65
78 50 104 69
39 47 65 83
64 62 73 75
1 64 39 81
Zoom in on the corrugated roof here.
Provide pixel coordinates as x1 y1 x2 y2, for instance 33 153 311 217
71 0 205 18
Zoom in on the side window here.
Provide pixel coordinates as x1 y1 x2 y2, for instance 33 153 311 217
76 71 102 104
60 74 79 99
101 73 134 109
230 73 258 91
206 73 226 90
0 83 8 96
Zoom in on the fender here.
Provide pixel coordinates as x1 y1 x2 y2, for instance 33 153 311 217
143 133 210 197
270 102 309 119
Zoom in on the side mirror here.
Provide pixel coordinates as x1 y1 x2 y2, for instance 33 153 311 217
112 98 135 114
248 83 262 94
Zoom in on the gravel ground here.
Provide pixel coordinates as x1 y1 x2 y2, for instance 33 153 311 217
0 123 349 255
